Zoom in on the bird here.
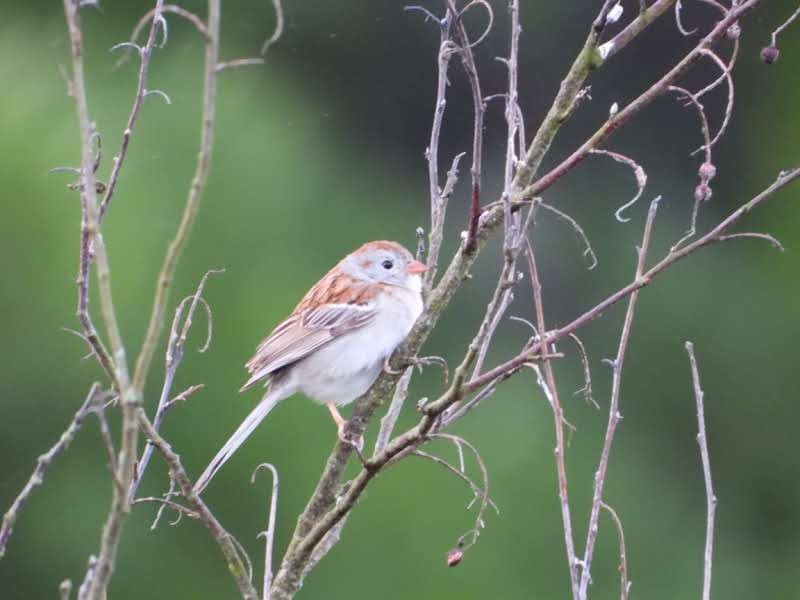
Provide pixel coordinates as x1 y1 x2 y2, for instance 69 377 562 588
193 240 426 494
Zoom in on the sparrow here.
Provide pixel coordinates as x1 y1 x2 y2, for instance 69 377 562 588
193 240 426 493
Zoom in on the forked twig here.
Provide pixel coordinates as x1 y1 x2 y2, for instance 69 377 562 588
129 269 222 501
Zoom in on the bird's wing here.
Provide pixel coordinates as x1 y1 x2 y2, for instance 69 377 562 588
240 301 377 391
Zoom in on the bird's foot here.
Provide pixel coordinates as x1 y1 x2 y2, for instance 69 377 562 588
382 356 404 375
337 419 365 454
383 355 449 383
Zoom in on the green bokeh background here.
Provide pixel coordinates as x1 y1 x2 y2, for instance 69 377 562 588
1 2 799 598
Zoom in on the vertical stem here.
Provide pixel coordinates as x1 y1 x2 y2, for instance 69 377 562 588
577 198 659 599
525 243 580 599
686 342 716 600
424 11 453 292
132 0 220 393
64 0 165 595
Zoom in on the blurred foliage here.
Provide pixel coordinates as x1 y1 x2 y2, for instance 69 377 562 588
1 1 799 599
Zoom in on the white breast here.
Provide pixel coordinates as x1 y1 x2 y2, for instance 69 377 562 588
290 280 423 406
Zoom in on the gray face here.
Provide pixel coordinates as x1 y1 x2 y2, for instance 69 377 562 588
341 245 417 289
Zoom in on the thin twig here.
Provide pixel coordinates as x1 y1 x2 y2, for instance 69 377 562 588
252 464 280 600
578 197 660 599
421 7 455 291
431 433 492 554
717 232 784 251
501 0 522 248
770 5 800 47
77 555 97 600
133 497 200 520
216 58 265 72
538 203 598 269
569 333 597 409
375 368 413 453
132 0 222 395
589 149 647 223
600 501 631 600
137 410 259 599
99 1 168 219
0 384 100 558
686 341 717 600
521 0 759 202
62 4 149 596
129 269 222 501
446 0 487 253
261 0 285 55
525 239 580 597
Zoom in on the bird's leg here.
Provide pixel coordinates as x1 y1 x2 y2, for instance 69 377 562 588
326 401 364 453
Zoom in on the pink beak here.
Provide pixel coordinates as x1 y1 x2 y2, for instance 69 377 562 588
405 260 427 275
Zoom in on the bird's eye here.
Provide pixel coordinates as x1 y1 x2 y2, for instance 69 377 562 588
381 259 393 270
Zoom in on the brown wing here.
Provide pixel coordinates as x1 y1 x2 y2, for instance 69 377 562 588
240 271 380 392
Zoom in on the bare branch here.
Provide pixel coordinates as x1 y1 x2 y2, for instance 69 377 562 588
0 384 101 558
692 49 734 155
569 333 597 409
717 231 784 251
524 240 580 596
423 6 455 291
252 464 280 600
130 269 222 501
543 167 800 351
216 58 266 72
512 0 676 192
375 368 413 453
121 4 209 70
261 0 285 56
132 2 222 395
59 579 72 600
521 0 759 202
589 149 647 223
674 0 698 36
471 286 514 379
100 0 171 220
770 4 800 48
686 341 717 600
578 197 660 599
62 4 163 596
445 0 487 253
600 501 631 600
137 410 259 599
77 555 97 600
430 433 492 555
538 202 598 269
132 497 200 520
413 450 499 514
441 377 499 426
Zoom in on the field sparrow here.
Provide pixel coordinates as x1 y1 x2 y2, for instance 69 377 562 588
194 240 426 493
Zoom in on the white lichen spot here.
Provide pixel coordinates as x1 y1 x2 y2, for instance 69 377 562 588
598 41 614 60
606 2 624 25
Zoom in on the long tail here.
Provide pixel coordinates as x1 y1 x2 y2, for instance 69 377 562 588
193 390 283 494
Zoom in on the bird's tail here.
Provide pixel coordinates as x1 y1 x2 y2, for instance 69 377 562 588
193 389 283 495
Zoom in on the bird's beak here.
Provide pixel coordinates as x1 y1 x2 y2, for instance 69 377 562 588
405 260 427 275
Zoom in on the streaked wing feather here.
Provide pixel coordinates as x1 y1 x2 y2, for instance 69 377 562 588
241 302 376 390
